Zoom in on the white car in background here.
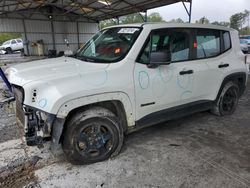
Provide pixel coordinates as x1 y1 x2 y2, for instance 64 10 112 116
240 39 249 53
0 38 23 54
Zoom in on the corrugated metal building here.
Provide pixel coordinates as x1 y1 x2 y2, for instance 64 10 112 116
0 9 98 55
0 0 192 56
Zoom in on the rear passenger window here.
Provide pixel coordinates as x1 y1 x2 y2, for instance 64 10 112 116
223 31 231 51
17 39 22 43
196 29 220 58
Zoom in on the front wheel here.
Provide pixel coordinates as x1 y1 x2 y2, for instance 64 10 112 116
5 47 12 54
211 81 239 116
62 107 124 165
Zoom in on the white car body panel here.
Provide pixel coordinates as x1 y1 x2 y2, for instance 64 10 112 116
7 23 249 130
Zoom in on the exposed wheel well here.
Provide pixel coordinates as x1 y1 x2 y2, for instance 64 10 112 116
6 47 12 51
60 100 128 143
216 72 247 102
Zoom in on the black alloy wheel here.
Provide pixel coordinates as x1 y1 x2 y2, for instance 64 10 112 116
220 86 238 115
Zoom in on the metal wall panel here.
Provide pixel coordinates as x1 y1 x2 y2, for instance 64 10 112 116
0 19 23 32
0 18 98 55
78 22 98 34
79 34 95 44
26 33 53 44
25 20 51 33
54 22 77 33
56 44 79 53
54 34 78 44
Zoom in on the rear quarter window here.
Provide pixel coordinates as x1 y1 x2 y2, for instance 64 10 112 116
17 39 22 43
223 31 231 52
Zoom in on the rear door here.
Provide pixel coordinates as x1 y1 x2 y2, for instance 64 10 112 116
16 39 23 50
193 29 232 101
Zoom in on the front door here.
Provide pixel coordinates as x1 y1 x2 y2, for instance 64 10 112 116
134 28 203 121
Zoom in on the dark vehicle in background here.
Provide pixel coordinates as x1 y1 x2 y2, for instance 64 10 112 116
240 35 250 52
240 39 249 54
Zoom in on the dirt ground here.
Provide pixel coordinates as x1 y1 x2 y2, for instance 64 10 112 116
0 55 250 187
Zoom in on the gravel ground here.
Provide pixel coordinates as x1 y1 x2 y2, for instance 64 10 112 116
0 82 20 143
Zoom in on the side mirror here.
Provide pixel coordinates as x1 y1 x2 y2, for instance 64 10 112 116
148 51 171 68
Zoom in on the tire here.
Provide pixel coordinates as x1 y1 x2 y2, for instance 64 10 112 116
62 107 124 165
5 47 12 54
211 81 239 116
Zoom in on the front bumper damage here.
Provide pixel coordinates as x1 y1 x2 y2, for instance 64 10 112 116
12 86 65 149
20 105 66 151
22 106 55 146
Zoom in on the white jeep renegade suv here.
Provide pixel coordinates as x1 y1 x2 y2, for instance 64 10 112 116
6 23 249 164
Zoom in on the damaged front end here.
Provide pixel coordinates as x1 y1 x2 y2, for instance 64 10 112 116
12 85 63 147
22 106 55 146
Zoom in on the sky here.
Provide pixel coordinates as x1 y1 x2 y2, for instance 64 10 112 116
148 0 250 23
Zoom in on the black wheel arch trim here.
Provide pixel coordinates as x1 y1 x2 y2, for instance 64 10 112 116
216 72 247 102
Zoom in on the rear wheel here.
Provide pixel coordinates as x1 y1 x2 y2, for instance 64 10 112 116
211 81 239 116
62 107 124 165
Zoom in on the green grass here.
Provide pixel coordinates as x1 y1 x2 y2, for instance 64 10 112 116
0 33 22 44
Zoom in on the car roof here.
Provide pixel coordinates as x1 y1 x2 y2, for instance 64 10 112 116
106 22 235 31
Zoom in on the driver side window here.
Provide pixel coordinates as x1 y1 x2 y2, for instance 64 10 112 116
137 29 190 64
138 33 170 64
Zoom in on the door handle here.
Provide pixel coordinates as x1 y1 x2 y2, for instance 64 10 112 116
179 70 193 75
218 64 229 68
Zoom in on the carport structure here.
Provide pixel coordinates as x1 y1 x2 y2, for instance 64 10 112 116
0 0 192 55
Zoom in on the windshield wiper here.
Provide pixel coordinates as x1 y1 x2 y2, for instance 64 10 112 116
76 56 96 62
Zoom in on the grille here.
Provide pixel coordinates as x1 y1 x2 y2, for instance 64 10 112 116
13 86 25 126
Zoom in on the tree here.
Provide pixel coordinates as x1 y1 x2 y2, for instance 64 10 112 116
211 21 230 27
99 12 165 29
147 12 164 22
169 18 184 23
120 13 144 24
230 10 249 30
99 19 118 29
0 33 21 44
195 17 210 24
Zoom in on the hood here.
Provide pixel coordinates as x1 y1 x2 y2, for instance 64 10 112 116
7 57 110 86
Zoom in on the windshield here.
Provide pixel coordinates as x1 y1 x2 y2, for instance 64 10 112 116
77 27 141 63
3 41 10 45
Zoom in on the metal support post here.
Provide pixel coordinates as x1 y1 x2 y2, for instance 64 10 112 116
22 19 30 55
50 20 56 50
76 21 80 48
182 0 193 23
145 10 148 22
